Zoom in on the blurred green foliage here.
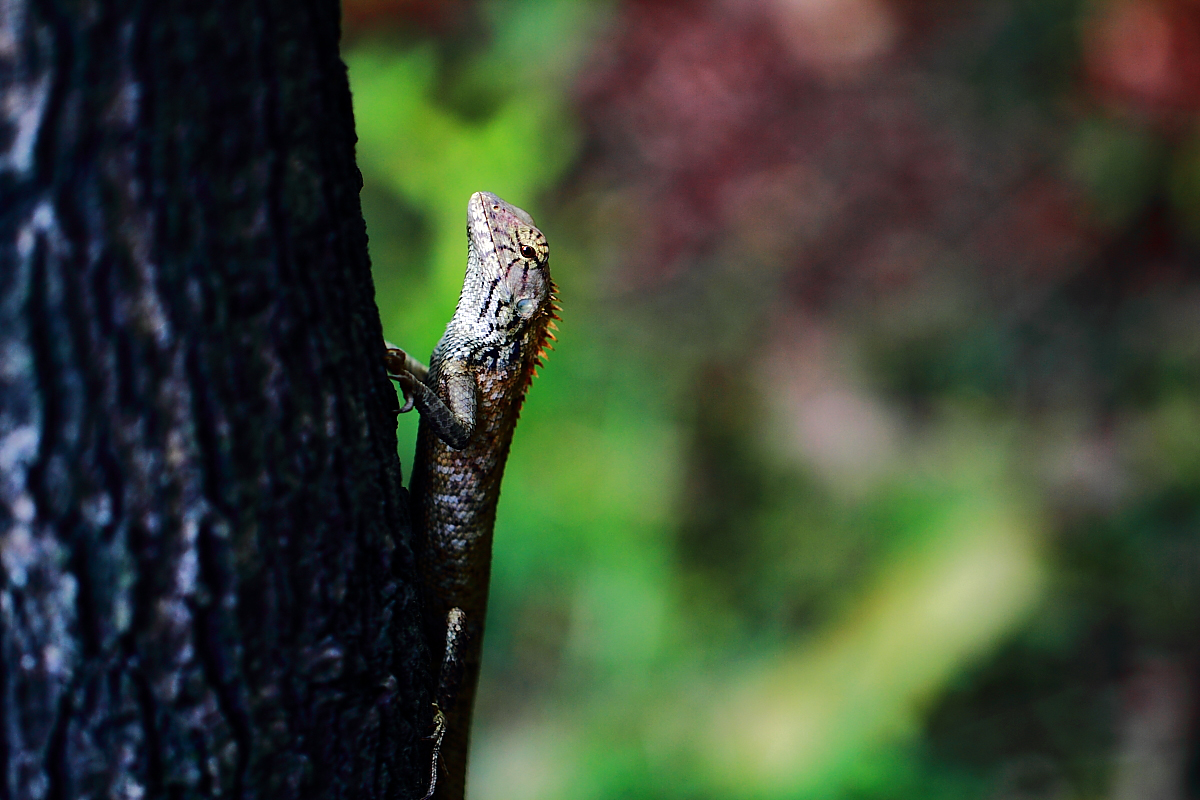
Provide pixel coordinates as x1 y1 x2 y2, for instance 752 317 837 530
346 0 1200 797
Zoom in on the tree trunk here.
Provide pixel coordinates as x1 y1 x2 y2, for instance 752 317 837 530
0 1 428 797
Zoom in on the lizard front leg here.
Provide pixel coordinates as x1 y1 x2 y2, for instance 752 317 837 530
386 349 477 449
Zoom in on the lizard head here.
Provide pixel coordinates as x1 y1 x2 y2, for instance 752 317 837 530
466 191 555 338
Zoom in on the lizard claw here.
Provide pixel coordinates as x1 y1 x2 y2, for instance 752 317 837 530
384 346 409 375
385 347 419 414
399 386 415 414
391 371 417 414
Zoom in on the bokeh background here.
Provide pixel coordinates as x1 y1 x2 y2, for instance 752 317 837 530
343 1 1200 797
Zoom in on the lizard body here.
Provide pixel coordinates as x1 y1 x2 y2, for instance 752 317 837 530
386 192 556 800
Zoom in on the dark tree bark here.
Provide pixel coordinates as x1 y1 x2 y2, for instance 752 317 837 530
0 1 429 797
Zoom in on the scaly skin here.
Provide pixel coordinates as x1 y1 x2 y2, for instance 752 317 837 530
386 192 556 800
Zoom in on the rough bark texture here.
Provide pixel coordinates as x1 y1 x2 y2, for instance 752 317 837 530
0 1 429 797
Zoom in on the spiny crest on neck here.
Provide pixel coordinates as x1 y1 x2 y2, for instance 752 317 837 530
529 282 559 376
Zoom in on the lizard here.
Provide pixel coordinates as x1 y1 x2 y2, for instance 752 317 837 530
385 191 557 800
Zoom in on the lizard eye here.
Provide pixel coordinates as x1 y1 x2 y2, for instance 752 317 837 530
519 245 537 260
516 298 537 317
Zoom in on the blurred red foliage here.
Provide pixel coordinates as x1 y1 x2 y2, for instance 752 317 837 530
572 0 1096 307
341 0 472 39
1084 0 1200 120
